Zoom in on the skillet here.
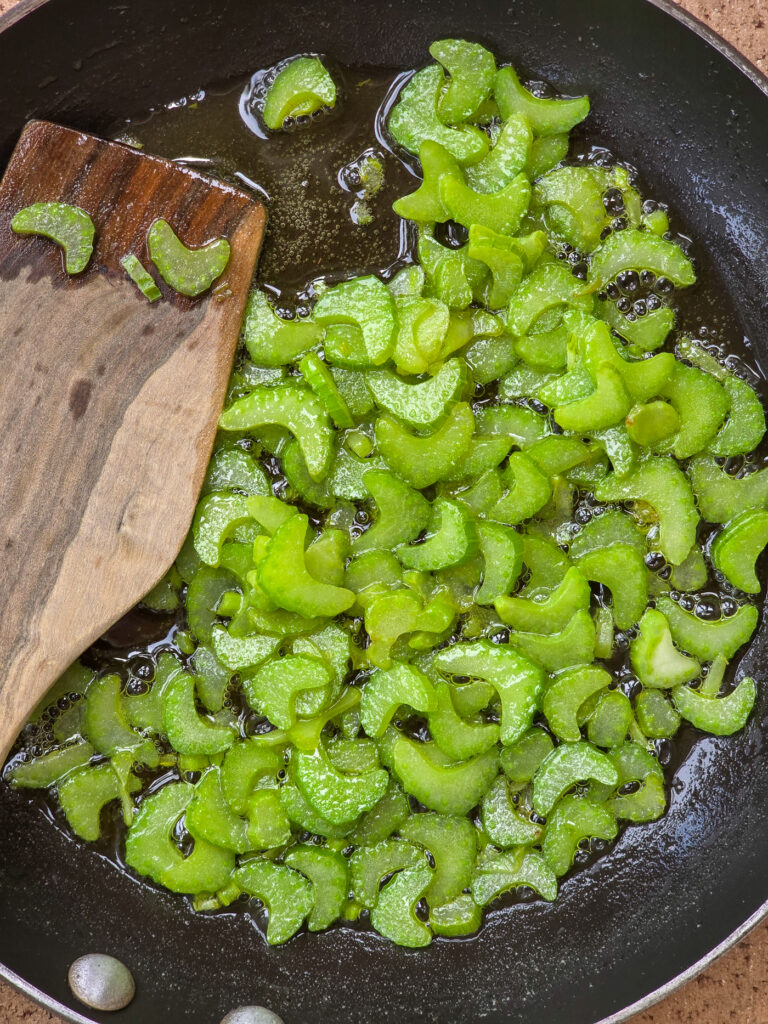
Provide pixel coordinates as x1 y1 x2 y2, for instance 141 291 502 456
1 0 768 1021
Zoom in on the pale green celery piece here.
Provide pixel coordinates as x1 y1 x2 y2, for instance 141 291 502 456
263 56 336 129
471 847 557 905
466 113 533 193
429 39 496 123
12 201 94 274
532 741 618 816
121 254 161 301
148 219 230 298
495 65 590 136
542 795 617 876
235 860 314 944
371 862 434 947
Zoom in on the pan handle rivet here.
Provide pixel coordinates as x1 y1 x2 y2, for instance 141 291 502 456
221 1007 285 1024
68 953 136 1012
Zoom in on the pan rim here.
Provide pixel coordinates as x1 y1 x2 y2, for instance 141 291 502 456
0 1 766 1022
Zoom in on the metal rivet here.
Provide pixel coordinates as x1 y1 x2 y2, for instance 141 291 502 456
68 953 135 1012
220 1007 285 1024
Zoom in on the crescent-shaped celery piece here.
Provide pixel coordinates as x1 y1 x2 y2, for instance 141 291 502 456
475 521 523 605
390 735 499 815
293 743 388 825
625 400 681 447
688 455 768 524
235 860 314 945
391 293 451 373
635 689 681 739
241 289 322 366
350 779 410 846
400 811 477 906
220 741 283 816
711 509 768 593
554 365 632 433
243 654 331 730
466 113 533 193
541 795 617 876
433 640 545 745
397 498 477 571
583 228 695 295
495 566 590 633
508 608 596 673
656 595 758 662
148 219 229 298
533 166 608 252
598 743 667 823
573 544 647 630
388 65 489 164
202 445 270 497
84 675 157 764
262 56 336 129
506 262 594 337
279 777 353 840
219 384 333 481
519 534 571 599
471 847 558 905
569 513 642 562
448 435 514 482
12 201 94 274
573 317 676 403
655 363 729 459
360 663 437 739
587 690 633 748
125 782 235 895
185 767 252 854
284 845 349 931
708 376 766 456
597 299 676 353
314 275 396 368
489 451 552 525
466 226 525 309
543 665 613 743
371 862 434 947
59 763 140 841
429 893 482 937
392 140 461 223
673 676 757 736
427 681 500 760
499 727 554 783
365 358 467 430
163 673 236 755
481 776 543 847
192 492 257 567
257 514 354 618
594 456 699 566
429 39 496 123
417 228 487 310
475 403 549 445
210 625 280 672
495 65 590 136
353 469 431 553
375 402 474 489
349 838 423 909
629 608 701 688
439 172 531 236
532 741 618 817
526 133 570 180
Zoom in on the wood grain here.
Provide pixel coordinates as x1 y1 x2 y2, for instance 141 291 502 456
0 120 265 761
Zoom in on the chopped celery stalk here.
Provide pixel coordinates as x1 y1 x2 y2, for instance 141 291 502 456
371 862 434 947
360 663 437 739
656 596 758 662
532 741 618 816
9 740 94 789
711 509 768 593
241 289 322 366
427 681 499 760
543 665 612 743
59 763 140 840
284 845 348 930
391 735 499 815
466 113 532 193
630 608 701 688
349 838 423 908
587 690 633 748
397 498 477 571
314 275 396 368
508 608 596 673
429 39 496 123
299 352 354 428
375 402 474 489
584 228 695 294
495 65 590 135
400 811 477 906
429 893 482 937
625 400 680 447
293 743 388 825
499 728 554 783
235 860 314 944
121 254 161 301
481 775 542 846
392 140 461 223
365 358 466 430
688 455 768 524
263 56 336 129
475 521 523 605
673 676 756 736
12 201 94 274
148 218 229 298
495 566 590 633
541 795 617 876
471 847 558 904
243 654 331 729
354 469 431 552
635 690 681 739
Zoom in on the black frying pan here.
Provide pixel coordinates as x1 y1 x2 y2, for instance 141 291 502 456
1 1 768 1021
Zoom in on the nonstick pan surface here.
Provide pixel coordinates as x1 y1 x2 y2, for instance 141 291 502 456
1 1 768 1022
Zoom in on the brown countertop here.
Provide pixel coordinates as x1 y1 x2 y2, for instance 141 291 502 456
0 0 767 1021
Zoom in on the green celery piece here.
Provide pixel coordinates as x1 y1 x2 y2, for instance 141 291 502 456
474 403 549 446
400 811 477 906
121 254 161 301
520 533 571 598
489 451 552 525
125 782 234 894
345 550 403 595
450 679 496 718
304 529 348 587
433 639 545 745
243 654 330 730
587 742 666 822
509 608 596 673
708 376 766 456
397 498 477 571
280 778 353 840
466 113 533 192
263 56 336 129
392 140 460 223
597 298 675 353
363 589 423 669
241 289 321 366
210 624 280 672
125 651 186 733
148 218 229 298
583 228 695 295
350 780 410 846
629 608 701 688
574 544 647 629
594 605 615 659
455 466 504 516
327 737 380 774
85 675 156 763
574 316 676 403
532 741 618 816
495 565 590 633
656 596 758 662
360 663 437 739
526 133 570 180
285 845 348 931
495 65 589 135
314 275 396 368
427 680 499 760
354 469 431 553
542 665 612 743
391 735 499 815
475 521 523 605
507 262 594 338
527 436 593 476
365 358 467 430
371 862 434 948
447 435 514 481
656 362 729 459
587 690 633 748
554 365 632 433
12 201 94 274
568 508 645 559
192 492 256 567
244 788 291 849
625 400 681 447
594 456 699 566
711 508 768 593
163 673 236 756
388 65 489 164
59 763 140 841
588 425 637 478
466 225 525 308
673 677 757 736
186 767 251 854
429 893 482 937
471 847 558 905
219 384 332 481
541 795 617 876
375 402 474 489
391 293 451 374
8 739 94 789
481 775 543 846
635 689 681 739
430 39 496 123
235 860 314 945
258 514 354 618
299 352 354 428
202 444 270 497
388 264 427 297
220 740 282 816
418 228 488 308
533 166 608 252
688 455 768 524
349 838 423 908
499 727 554 783
439 172 531 236
293 743 388 825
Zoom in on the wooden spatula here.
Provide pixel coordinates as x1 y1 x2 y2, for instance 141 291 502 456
0 120 266 761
